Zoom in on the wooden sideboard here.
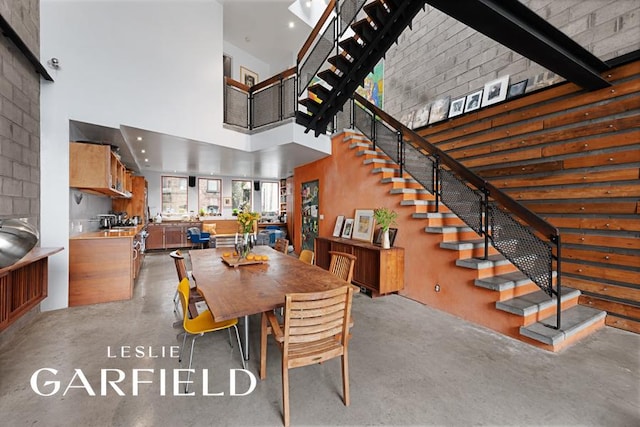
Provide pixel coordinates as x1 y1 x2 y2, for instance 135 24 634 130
0 247 63 332
315 236 404 297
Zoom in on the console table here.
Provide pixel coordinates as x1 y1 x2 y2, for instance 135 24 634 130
315 236 404 297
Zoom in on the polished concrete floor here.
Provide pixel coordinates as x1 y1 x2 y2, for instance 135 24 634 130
1 252 638 426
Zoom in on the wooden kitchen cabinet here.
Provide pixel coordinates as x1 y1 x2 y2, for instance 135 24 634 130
315 236 404 296
145 222 202 250
69 142 130 198
112 175 148 220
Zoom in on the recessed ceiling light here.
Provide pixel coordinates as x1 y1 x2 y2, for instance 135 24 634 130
289 21 295 29
141 149 146 154
306 1 311 7
136 136 142 141
144 158 149 162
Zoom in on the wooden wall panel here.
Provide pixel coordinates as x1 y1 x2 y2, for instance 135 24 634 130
421 59 640 333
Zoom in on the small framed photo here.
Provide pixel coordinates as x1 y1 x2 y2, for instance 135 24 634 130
332 215 345 237
341 218 354 239
399 110 415 129
481 75 510 107
464 90 482 113
412 103 431 129
507 79 528 99
351 209 376 242
223 197 232 207
240 66 258 87
374 227 398 247
428 96 451 124
448 96 466 118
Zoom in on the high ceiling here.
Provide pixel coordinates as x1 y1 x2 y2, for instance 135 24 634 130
72 1 325 179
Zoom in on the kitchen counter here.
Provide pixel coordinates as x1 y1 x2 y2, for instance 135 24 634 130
70 225 145 240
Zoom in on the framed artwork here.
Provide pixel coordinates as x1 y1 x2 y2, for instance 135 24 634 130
351 209 376 242
412 103 431 129
332 215 345 237
223 197 232 207
240 66 258 87
428 96 450 124
341 218 354 239
507 79 528 99
449 96 466 118
464 89 482 113
481 75 510 107
399 110 415 129
356 59 384 108
374 227 398 246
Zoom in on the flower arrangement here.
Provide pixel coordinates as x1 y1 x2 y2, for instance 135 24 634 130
373 207 397 231
237 208 260 234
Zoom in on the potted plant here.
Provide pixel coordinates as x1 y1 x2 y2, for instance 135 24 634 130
374 207 397 249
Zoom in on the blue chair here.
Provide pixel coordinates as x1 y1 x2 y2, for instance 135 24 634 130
186 227 210 249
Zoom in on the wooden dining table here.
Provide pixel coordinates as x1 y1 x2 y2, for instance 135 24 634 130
189 246 351 360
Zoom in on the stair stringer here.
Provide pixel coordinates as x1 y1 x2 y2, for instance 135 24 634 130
337 130 606 351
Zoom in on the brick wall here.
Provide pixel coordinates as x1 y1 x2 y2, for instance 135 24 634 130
0 0 41 227
384 0 640 118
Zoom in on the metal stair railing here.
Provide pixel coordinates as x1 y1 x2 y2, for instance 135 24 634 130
349 93 563 329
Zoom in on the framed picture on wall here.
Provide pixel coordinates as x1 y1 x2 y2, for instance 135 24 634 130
481 75 510 107
448 96 466 118
341 218 354 238
332 215 345 237
240 66 258 87
464 89 483 113
223 197 232 208
507 79 528 99
351 209 376 242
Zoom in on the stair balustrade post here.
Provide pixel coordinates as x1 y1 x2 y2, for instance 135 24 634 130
482 187 489 260
397 130 404 177
248 90 253 130
554 235 562 330
434 155 440 213
371 112 377 151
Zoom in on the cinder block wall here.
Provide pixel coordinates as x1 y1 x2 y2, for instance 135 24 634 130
384 0 640 118
0 0 41 228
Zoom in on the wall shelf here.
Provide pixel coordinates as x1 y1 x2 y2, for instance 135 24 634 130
0 14 53 82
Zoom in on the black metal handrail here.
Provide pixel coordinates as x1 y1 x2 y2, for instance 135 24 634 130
350 93 563 329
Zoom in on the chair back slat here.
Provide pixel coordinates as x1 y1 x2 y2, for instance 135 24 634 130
170 250 188 282
274 238 289 254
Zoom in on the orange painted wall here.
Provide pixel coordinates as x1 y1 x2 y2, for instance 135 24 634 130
293 132 536 342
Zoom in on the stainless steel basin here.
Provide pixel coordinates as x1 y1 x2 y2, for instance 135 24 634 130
0 218 39 268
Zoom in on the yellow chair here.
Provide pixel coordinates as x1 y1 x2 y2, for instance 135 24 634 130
176 278 245 393
298 249 314 265
260 285 354 427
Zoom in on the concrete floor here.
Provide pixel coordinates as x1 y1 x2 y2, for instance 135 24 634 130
1 252 638 427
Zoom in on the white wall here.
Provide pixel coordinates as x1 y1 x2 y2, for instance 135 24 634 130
39 0 229 310
223 40 273 83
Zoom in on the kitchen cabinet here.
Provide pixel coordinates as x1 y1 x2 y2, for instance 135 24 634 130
69 142 130 198
146 222 202 250
315 236 404 297
112 175 148 220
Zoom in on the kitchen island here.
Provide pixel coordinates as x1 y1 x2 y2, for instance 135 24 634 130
68 225 145 306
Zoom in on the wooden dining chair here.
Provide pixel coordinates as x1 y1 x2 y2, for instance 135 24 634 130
176 278 245 393
170 250 204 318
274 238 289 254
328 251 357 283
260 285 354 427
298 249 314 265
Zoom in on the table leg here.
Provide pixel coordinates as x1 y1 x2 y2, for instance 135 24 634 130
243 315 250 360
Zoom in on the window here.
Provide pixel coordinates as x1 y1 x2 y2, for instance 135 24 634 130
231 180 252 212
161 176 188 215
260 181 279 215
198 178 222 215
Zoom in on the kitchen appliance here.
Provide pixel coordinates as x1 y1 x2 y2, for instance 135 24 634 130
98 214 116 229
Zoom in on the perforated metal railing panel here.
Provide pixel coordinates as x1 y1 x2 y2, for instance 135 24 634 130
489 204 554 295
225 85 248 128
339 0 368 36
253 85 280 128
375 120 399 163
403 142 435 193
282 76 296 120
298 17 336 96
440 168 483 234
354 103 373 140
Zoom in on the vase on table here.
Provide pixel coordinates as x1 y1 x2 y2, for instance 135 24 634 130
236 232 253 260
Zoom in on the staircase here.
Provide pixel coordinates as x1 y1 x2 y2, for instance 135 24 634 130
342 130 606 352
296 0 426 136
